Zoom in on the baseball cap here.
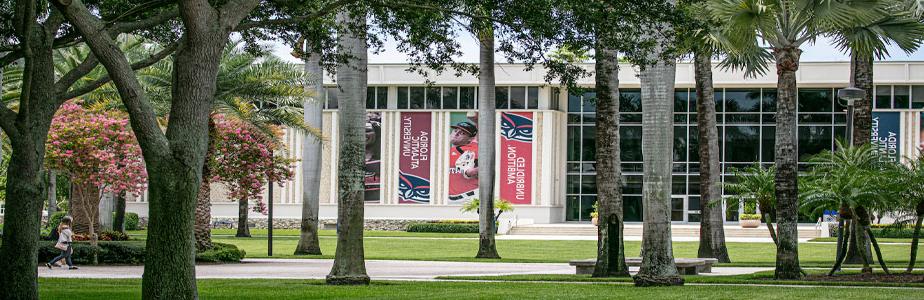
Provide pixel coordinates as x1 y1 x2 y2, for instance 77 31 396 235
451 121 477 136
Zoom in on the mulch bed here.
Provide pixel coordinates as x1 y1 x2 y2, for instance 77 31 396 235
802 273 924 283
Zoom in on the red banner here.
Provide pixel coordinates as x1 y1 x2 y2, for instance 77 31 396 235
398 112 432 204
499 112 533 205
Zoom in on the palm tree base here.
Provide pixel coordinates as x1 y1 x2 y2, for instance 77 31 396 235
633 274 684 287
293 247 322 256
325 275 370 285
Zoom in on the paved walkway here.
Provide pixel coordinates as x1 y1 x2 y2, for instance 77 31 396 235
37 259 770 280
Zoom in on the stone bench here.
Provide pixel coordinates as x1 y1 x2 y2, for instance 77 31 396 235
568 258 718 275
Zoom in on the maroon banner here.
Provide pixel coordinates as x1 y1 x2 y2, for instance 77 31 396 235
398 112 432 204
499 112 533 205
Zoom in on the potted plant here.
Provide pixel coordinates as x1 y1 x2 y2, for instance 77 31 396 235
590 202 599 226
739 201 761 228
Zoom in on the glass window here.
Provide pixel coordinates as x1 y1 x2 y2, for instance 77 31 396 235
568 93 582 112
582 92 597 113
674 90 688 112
726 114 760 123
510 86 527 109
714 90 724 112
688 196 702 211
442 87 458 109
580 196 597 221
834 126 847 147
623 176 643 194
426 87 441 109
875 85 891 109
397 87 409 109
674 126 687 162
798 88 833 112
581 175 597 194
620 90 642 113
798 126 833 161
623 196 643 222
567 175 581 194
620 126 642 162
672 175 687 194
566 196 580 221
325 87 339 109
459 87 476 109
689 91 698 112
911 86 924 109
762 126 775 162
725 89 761 112
495 86 509 109
409 87 425 109
567 126 581 161
528 87 539 109
762 89 777 112
894 85 910 109
550 87 561 110
376 87 387 109
581 126 596 161
688 175 700 195
725 126 760 162
366 87 376 109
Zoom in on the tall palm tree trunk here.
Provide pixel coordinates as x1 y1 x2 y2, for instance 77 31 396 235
113 191 126 233
474 19 500 259
47 170 58 216
693 48 730 263
844 51 875 264
295 48 324 255
195 119 218 249
326 9 370 285
771 47 804 280
634 34 683 287
592 46 629 277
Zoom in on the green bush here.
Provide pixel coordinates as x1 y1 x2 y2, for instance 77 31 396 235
426 220 478 224
406 223 479 233
739 214 762 221
98 231 130 241
47 211 68 231
124 212 140 230
196 243 246 263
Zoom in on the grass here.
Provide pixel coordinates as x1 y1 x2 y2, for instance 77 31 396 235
37 278 924 300
809 237 920 243
207 235 924 268
126 229 478 239
439 270 924 288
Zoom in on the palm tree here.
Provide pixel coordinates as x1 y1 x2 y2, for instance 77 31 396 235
326 8 371 285
473 3 501 259
634 0 683 286
887 156 924 272
294 40 325 255
137 42 312 246
799 141 897 275
707 0 880 279
828 1 924 264
725 164 778 245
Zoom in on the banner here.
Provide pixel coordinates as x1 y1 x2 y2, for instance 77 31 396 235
871 112 900 163
398 112 432 204
499 112 533 205
364 112 382 202
448 112 479 204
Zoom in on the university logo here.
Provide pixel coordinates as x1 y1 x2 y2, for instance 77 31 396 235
500 113 533 142
398 172 431 203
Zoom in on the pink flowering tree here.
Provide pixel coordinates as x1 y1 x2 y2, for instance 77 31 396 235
45 102 148 240
210 116 296 237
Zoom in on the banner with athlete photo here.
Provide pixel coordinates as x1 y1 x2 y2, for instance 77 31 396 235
398 112 432 204
448 112 479 204
499 112 533 205
364 112 382 202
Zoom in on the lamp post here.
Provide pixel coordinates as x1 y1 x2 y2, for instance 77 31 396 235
837 87 867 145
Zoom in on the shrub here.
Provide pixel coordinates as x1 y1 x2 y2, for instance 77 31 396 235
739 214 762 221
124 212 140 230
47 211 68 231
196 243 246 263
99 231 130 241
406 223 479 233
425 220 478 224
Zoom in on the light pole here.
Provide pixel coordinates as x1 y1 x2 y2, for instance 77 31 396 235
837 87 867 145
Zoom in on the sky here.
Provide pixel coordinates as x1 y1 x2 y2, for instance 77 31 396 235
267 34 924 65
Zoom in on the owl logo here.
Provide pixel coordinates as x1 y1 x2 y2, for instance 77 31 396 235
500 113 533 142
398 172 431 203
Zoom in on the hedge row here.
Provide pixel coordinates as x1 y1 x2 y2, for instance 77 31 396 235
406 223 479 233
424 220 478 224
37 241 245 265
47 211 140 232
832 227 921 239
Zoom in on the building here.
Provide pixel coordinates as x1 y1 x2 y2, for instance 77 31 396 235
124 61 924 226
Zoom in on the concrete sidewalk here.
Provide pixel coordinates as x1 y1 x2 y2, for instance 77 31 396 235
37 259 770 280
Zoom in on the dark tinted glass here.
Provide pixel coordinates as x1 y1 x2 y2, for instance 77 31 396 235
528 87 539 109
675 90 688 112
510 86 526 109
725 126 760 162
409 87 425 109
620 126 642 162
495 87 509 109
583 92 597 112
725 89 761 112
426 87 441 109
620 90 642 112
762 89 777 112
326 87 339 109
798 88 833 112
442 87 458 109
875 85 891 109
459 87 475 109
397 87 409 109
798 126 832 161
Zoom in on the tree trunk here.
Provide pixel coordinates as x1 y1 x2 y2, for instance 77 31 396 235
113 191 126 233
694 48 730 263
295 48 324 255
592 46 629 277
764 213 779 246
771 47 804 280
844 215 872 264
71 184 101 235
195 165 214 249
633 33 683 287
829 218 851 276
236 197 251 238
474 20 500 260
326 9 370 285
908 213 923 273
867 227 890 274
99 192 114 231
47 169 58 216
854 207 874 273
850 52 873 146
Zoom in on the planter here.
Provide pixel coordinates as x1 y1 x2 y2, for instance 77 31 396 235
591 217 598 226
739 219 761 228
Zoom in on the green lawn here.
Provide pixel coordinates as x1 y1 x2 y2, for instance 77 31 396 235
809 237 920 243
440 270 924 288
210 235 924 268
38 278 924 300
127 229 478 238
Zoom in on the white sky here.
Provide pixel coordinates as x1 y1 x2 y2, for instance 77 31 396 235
267 34 924 64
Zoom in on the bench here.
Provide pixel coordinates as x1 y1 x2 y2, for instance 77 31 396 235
568 258 718 275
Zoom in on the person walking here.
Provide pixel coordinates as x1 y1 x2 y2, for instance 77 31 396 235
46 216 78 270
